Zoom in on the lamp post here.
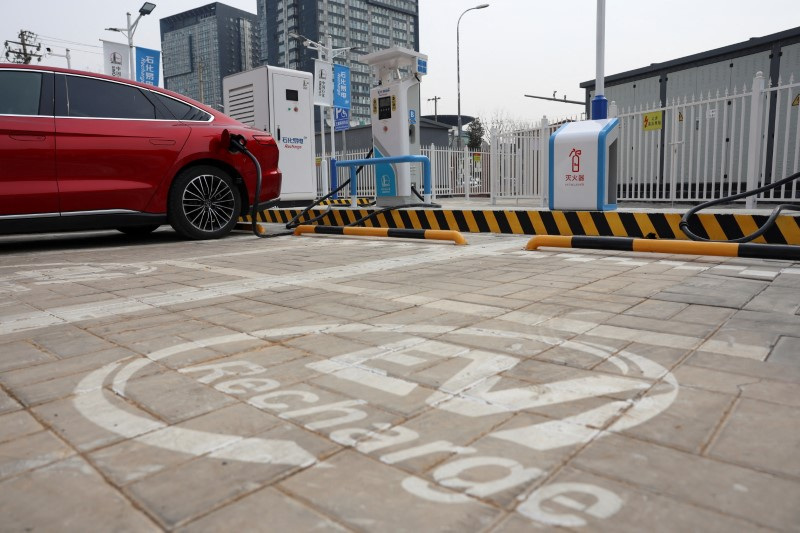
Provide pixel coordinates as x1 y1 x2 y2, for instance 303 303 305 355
106 2 156 80
456 3 488 199
289 32 356 196
456 3 488 151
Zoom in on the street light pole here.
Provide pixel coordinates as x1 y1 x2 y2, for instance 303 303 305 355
106 2 156 80
456 3 489 151
456 3 488 199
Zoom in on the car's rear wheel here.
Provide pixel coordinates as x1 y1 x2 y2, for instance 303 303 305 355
168 166 241 240
117 224 160 236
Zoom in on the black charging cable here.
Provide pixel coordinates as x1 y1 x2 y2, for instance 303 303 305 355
679 170 800 243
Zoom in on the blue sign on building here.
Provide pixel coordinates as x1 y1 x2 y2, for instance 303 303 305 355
135 47 160 86
334 107 350 131
333 64 351 110
416 58 427 75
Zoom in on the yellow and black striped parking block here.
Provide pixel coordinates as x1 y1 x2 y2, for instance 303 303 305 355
293 225 467 245
249 208 800 246
526 235 800 260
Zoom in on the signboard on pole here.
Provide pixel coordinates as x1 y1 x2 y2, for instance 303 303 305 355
135 47 160 86
101 40 129 79
314 59 333 107
334 107 350 131
333 64 351 110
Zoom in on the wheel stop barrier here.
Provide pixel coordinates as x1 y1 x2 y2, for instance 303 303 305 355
525 235 800 260
294 225 467 245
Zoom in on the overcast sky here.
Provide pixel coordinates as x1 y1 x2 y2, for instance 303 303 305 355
2 0 798 124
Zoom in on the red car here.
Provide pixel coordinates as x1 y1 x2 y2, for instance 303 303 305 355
0 64 281 239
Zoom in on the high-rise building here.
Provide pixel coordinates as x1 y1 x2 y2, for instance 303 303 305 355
258 0 419 125
160 2 260 111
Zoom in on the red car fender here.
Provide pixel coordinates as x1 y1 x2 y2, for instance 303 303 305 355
143 127 281 214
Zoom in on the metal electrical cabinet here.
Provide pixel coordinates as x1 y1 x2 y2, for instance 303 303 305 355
223 66 316 201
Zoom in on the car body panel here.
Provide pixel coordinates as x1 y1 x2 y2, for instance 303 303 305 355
55 117 191 213
0 115 58 215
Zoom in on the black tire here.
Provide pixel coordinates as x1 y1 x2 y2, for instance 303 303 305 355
117 224 160 236
168 166 241 240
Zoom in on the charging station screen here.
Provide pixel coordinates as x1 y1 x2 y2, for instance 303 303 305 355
378 96 392 120
286 89 299 101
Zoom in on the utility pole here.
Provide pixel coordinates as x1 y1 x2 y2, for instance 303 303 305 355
427 96 441 121
4 30 43 64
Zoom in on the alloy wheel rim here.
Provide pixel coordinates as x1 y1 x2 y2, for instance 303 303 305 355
182 174 236 232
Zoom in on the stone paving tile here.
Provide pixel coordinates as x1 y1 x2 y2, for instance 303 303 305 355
604 313 718 338
622 299 688 320
126 422 338 529
745 285 800 314
89 403 284 486
27 326 118 359
0 340 55 372
0 430 75 481
0 456 158 532
687 350 800 384
616 385 733 454
280 450 501 532
572 433 800 530
0 410 43 444
0 388 21 414
493 466 769 532
708 398 800 478
176 487 349 533
769 336 800 366
123 371 236 425
33 392 164 453
0 347 136 391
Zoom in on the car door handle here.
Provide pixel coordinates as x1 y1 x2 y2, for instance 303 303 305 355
149 138 176 145
9 134 46 142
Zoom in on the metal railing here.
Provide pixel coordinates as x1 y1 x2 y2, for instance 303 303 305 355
311 74 798 207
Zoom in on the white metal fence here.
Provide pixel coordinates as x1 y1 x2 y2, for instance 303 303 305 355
609 71 799 204
311 73 798 205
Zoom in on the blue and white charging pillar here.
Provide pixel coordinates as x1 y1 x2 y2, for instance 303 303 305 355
361 46 428 207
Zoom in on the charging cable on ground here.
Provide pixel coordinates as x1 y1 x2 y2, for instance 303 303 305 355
680 170 800 243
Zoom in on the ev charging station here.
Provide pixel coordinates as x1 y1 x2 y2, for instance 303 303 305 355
223 66 316 202
360 46 428 207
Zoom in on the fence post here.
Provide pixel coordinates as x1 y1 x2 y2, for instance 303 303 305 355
463 146 470 199
745 71 766 209
430 144 438 201
490 128 498 204
539 115 550 208
609 100 618 118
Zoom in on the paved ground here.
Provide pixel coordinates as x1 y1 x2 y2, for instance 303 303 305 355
0 226 799 532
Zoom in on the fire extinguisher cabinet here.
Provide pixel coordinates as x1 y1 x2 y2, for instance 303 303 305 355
548 118 619 211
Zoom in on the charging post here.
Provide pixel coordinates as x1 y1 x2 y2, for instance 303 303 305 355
360 46 429 207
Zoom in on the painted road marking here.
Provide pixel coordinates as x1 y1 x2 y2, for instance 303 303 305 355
73 322 677 527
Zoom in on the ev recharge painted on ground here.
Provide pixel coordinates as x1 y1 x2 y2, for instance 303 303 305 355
74 322 677 527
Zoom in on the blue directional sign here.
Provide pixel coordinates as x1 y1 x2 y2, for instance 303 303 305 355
334 107 350 131
333 64 351 110
135 47 160 86
416 58 427 75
